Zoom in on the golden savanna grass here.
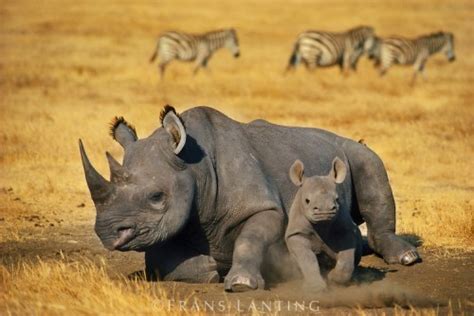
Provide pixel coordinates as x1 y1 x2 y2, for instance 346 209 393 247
0 0 473 314
1 257 172 315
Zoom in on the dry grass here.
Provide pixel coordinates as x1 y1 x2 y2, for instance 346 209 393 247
0 256 209 315
0 0 473 314
0 257 468 315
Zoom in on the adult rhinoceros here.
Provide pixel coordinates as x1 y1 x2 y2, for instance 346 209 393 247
79 105 419 292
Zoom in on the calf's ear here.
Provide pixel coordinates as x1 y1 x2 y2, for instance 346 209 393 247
289 160 305 186
160 105 186 155
329 157 347 184
110 117 138 148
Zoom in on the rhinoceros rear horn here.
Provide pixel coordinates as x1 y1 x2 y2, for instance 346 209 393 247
106 151 128 183
79 140 113 204
160 105 186 155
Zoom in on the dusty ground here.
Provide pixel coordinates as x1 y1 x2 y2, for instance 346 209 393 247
1 0 473 314
1 225 473 314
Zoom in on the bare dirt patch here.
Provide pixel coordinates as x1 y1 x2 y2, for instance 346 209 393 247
1 223 472 314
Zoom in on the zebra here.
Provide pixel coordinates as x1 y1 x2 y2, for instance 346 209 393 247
286 26 375 74
371 31 455 83
149 28 240 78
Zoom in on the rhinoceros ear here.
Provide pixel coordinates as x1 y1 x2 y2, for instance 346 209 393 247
160 105 186 155
109 116 138 148
329 157 347 184
289 160 304 187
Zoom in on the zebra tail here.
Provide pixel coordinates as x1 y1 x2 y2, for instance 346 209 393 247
149 49 158 63
149 39 160 63
286 43 300 71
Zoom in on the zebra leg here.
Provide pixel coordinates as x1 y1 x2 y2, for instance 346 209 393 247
410 73 418 86
202 57 209 68
420 63 428 81
193 60 205 75
193 64 201 75
158 62 168 79
350 49 364 72
302 59 312 71
351 60 358 72
411 55 428 85
338 59 344 73
201 56 212 73
305 55 320 72
286 43 301 72
342 52 352 76
379 61 390 76
193 50 210 75
379 53 392 76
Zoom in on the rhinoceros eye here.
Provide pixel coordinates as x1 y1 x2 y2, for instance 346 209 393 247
148 192 166 210
305 198 310 204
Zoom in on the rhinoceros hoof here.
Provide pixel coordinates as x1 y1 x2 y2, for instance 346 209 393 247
224 272 264 292
303 280 327 293
204 271 220 283
327 269 352 285
400 250 421 266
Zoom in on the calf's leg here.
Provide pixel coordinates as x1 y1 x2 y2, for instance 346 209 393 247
287 234 327 292
328 248 355 285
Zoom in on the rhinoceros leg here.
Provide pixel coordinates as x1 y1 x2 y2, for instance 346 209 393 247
224 210 284 292
327 248 355 285
341 140 421 265
286 234 327 292
145 241 219 283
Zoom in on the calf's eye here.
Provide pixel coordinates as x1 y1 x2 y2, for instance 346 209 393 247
305 198 310 204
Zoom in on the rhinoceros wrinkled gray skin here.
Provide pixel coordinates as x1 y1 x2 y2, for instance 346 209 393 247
79 105 420 292
285 158 363 292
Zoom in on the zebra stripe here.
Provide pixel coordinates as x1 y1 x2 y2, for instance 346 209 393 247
150 29 240 78
287 26 375 73
374 31 455 80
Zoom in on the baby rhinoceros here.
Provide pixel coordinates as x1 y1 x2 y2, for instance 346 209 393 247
285 157 362 292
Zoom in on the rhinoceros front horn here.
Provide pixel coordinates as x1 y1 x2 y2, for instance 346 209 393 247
79 139 113 204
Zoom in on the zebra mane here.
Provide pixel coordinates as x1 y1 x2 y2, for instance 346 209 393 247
109 116 137 141
203 28 234 37
160 105 184 127
421 31 446 40
348 25 373 32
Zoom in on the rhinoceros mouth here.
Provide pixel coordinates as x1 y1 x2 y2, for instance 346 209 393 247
113 227 136 250
109 227 152 251
309 211 337 223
